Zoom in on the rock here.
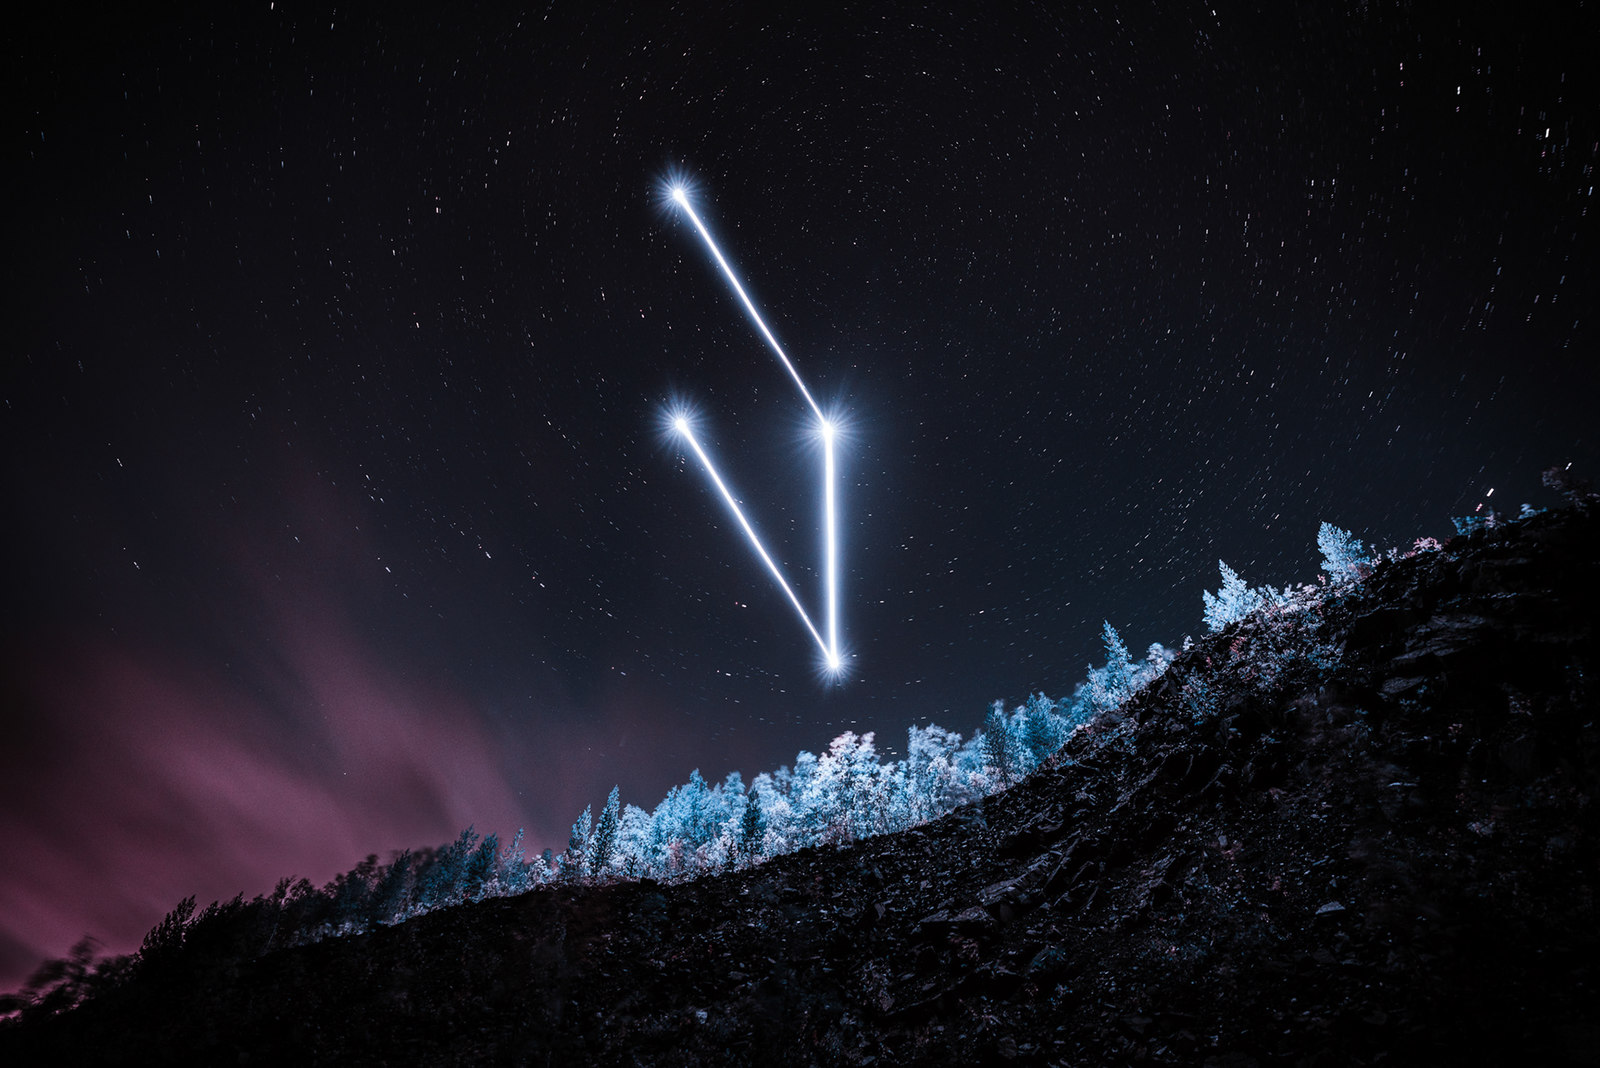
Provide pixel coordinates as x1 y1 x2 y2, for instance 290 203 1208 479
1027 945 1070 981
1380 676 1427 696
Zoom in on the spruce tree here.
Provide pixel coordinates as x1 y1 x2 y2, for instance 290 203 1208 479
592 787 621 878
1101 621 1135 703
738 790 766 867
1021 693 1062 766
372 850 412 924
563 806 592 882
982 701 1014 787
1203 560 1264 631
463 832 498 902
1317 521 1370 583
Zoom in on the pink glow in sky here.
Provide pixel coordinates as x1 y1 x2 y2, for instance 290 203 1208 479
0 623 526 988
0 530 693 995
0 451 744 991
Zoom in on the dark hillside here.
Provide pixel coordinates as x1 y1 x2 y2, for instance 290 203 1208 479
4 508 1598 1066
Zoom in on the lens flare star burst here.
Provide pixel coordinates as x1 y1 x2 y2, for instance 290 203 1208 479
663 182 847 676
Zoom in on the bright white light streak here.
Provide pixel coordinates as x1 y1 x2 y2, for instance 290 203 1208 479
670 188 825 423
673 417 832 662
822 419 839 669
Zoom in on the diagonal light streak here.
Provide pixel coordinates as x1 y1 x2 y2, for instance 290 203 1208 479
673 416 831 662
671 187 825 423
666 182 846 675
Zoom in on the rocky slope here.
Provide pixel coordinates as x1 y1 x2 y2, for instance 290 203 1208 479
4 507 1598 1066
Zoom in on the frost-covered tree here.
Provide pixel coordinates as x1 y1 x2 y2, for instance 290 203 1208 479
1019 693 1065 768
905 723 964 821
1317 522 1370 583
591 787 621 878
745 770 792 859
829 731 884 840
737 788 766 866
616 803 652 878
981 701 1015 787
497 829 535 895
371 850 413 924
562 806 591 882
875 760 912 834
1083 622 1139 716
417 827 478 909
680 769 714 849
462 832 498 903
1144 642 1177 680
787 750 829 846
792 734 870 846
1203 560 1265 631
1099 621 1135 703
1056 682 1095 730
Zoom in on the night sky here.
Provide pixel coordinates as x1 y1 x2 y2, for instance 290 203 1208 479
5 2 1596 988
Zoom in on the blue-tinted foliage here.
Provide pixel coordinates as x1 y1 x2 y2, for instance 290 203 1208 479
1317 522 1370 583
1202 561 1265 632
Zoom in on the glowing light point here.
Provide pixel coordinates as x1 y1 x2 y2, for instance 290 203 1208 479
671 185 688 206
674 415 690 434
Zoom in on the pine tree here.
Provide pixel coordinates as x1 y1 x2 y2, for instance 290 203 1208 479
372 850 412 924
563 806 592 882
682 770 713 848
1100 621 1135 703
830 731 881 840
788 751 828 847
982 701 1015 787
1020 693 1063 766
1203 560 1264 631
498 829 531 894
592 787 621 878
417 827 478 909
1317 521 1370 583
139 896 196 966
737 789 766 866
328 854 380 933
1145 642 1177 678
463 832 498 902
905 724 962 822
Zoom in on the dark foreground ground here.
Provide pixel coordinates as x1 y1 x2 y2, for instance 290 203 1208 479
4 508 1598 1066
